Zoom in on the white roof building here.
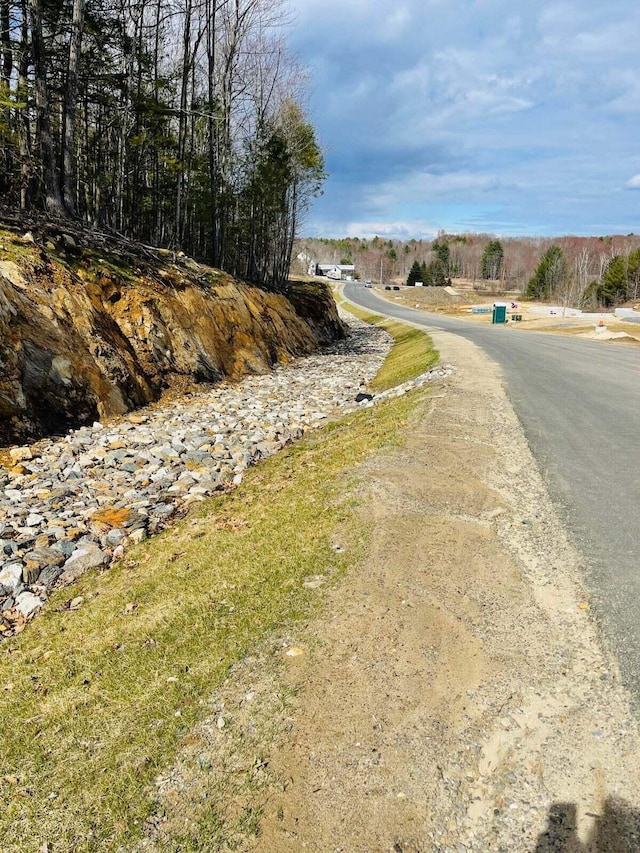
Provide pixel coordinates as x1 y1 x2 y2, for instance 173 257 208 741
315 263 355 280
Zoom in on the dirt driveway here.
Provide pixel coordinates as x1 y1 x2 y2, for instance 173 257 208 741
153 330 640 852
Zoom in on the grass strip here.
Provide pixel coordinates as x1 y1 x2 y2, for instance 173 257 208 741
0 324 437 852
337 290 439 391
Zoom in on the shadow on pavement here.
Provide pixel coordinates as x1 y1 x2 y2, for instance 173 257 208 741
535 798 640 852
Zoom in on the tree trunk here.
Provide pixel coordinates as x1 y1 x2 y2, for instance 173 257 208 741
206 0 218 265
1 0 13 194
27 0 64 214
175 0 192 248
62 0 85 215
1 0 11 86
18 0 31 208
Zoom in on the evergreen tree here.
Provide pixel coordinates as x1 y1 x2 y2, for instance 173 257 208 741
597 256 627 306
432 240 450 273
424 258 447 287
526 245 568 299
627 248 640 299
406 259 423 286
480 240 504 279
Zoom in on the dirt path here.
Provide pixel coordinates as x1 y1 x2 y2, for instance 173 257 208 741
252 330 640 852
149 331 640 852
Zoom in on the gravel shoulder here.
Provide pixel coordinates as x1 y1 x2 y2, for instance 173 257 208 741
168 328 640 852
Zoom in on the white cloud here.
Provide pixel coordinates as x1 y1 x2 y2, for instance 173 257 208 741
289 0 640 236
345 221 439 240
626 175 640 189
367 171 501 212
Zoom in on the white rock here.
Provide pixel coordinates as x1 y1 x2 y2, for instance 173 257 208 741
0 562 23 594
129 528 147 544
9 446 33 463
15 591 43 618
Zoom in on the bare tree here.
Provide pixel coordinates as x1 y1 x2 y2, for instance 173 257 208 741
27 0 64 213
62 0 85 214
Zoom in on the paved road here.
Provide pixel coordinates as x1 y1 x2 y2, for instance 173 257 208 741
345 283 640 700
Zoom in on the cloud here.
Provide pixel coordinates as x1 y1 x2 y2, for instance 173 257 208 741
626 175 640 190
344 221 439 240
289 0 640 236
366 171 502 214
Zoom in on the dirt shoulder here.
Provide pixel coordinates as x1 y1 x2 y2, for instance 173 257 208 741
150 331 640 852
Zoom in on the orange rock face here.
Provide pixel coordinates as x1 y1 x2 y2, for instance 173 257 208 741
0 236 343 445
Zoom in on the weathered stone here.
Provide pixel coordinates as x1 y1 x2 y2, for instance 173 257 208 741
15 591 43 618
188 486 210 497
129 527 147 544
60 545 109 583
22 546 66 574
37 565 63 586
91 507 136 529
22 563 40 584
0 562 23 595
51 540 76 558
9 446 33 463
151 504 174 518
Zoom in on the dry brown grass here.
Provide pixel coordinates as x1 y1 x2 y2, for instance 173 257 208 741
0 303 436 852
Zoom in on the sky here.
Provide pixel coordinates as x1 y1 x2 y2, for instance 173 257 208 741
287 0 640 239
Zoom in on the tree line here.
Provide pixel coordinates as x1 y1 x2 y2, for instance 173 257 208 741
526 244 640 306
0 0 324 289
295 233 640 306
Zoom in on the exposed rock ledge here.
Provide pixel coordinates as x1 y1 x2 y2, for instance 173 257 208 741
0 223 344 446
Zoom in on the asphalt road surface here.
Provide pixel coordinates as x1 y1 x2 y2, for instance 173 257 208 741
345 283 640 702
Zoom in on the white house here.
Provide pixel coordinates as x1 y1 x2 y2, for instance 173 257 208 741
315 263 355 281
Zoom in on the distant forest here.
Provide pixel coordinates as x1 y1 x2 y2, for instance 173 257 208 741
294 233 640 307
0 0 324 288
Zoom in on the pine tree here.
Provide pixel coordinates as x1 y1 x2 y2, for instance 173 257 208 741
424 258 447 287
431 240 450 274
597 256 627 306
626 248 640 299
406 259 423 286
480 240 504 279
526 245 568 299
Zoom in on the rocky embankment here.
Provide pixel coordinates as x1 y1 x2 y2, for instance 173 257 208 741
0 311 453 636
0 219 344 446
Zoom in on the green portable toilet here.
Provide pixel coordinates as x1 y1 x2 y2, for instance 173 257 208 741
492 302 507 324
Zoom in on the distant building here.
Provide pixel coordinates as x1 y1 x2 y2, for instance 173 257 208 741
315 263 355 281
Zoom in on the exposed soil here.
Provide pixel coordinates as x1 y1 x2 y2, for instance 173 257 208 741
145 330 640 852
383 284 640 345
0 212 345 446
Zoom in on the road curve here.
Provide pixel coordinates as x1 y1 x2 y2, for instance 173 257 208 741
344 283 640 702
